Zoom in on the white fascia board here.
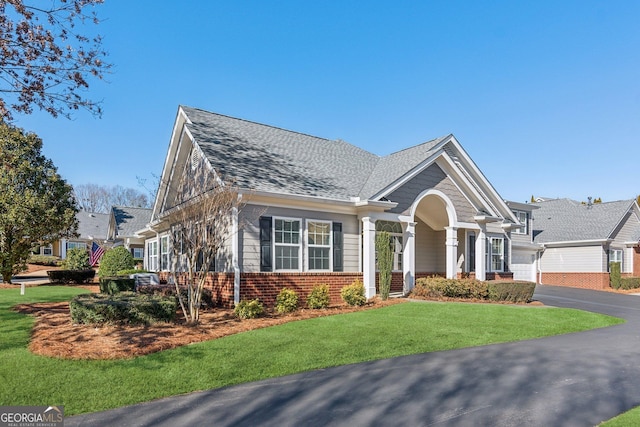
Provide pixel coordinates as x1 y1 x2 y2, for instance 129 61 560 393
512 241 543 251
153 107 190 218
624 241 640 247
435 155 498 217
370 152 441 201
247 191 396 215
446 136 520 223
542 239 612 248
608 201 636 240
369 136 452 201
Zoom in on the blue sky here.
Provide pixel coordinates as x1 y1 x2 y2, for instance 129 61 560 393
12 0 640 203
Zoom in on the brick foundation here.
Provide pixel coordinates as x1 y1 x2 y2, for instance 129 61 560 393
540 272 611 290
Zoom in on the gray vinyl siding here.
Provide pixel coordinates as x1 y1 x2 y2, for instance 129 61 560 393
611 211 640 245
609 211 639 274
239 204 360 273
386 163 476 222
539 246 606 273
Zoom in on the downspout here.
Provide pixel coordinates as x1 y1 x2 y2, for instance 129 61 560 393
232 206 240 305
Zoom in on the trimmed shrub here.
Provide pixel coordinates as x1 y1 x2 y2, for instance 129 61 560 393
99 276 136 294
47 269 95 284
341 280 366 306
610 262 622 289
234 299 265 319
487 282 536 303
412 276 487 299
28 254 60 266
62 247 90 270
620 277 640 290
69 292 177 325
412 277 535 303
275 288 299 314
117 268 150 276
307 284 330 309
136 284 214 308
98 247 135 277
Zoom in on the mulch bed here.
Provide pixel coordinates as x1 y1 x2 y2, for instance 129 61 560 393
13 293 404 360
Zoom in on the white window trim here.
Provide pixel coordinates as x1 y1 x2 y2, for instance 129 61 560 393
147 240 159 272
160 235 170 271
487 236 504 273
40 244 53 256
306 219 333 271
133 247 144 259
66 241 87 251
609 248 623 272
513 210 529 235
273 216 302 272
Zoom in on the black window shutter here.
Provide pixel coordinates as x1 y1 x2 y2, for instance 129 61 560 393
333 222 343 272
260 216 272 272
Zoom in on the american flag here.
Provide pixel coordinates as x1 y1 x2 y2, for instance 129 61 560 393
89 242 105 266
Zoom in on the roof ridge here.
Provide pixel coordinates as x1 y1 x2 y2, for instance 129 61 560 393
182 105 357 148
380 134 450 158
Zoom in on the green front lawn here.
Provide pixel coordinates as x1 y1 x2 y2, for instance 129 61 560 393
0 287 624 415
600 407 640 426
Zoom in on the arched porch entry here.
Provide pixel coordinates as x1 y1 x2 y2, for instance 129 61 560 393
402 189 460 293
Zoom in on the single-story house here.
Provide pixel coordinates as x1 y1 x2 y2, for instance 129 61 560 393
106 206 152 260
138 106 526 306
36 210 109 259
528 198 640 289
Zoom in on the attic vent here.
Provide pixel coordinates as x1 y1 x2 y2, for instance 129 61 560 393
190 148 201 170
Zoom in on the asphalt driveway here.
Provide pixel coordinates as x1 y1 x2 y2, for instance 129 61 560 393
66 285 640 427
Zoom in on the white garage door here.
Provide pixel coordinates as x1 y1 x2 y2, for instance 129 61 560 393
511 251 536 282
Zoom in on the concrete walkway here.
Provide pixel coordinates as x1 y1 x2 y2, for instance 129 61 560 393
66 285 640 427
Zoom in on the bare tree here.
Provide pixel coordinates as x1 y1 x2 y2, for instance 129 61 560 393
0 0 111 120
74 183 151 213
165 159 246 324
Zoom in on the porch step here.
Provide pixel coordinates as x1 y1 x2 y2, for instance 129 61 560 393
388 292 405 299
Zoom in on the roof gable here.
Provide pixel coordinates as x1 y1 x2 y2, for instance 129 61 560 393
111 206 152 238
152 106 517 225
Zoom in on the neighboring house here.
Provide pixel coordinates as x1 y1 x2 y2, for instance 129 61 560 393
138 105 524 306
106 206 153 260
37 210 109 259
529 198 640 289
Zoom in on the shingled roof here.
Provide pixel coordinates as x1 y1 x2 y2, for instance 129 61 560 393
76 211 109 240
532 198 638 243
111 206 152 238
181 106 449 201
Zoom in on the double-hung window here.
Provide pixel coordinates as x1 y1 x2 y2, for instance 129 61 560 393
609 249 623 272
274 218 301 270
160 236 170 271
133 247 144 259
260 216 342 272
308 220 331 270
513 210 529 235
147 240 158 271
488 237 504 272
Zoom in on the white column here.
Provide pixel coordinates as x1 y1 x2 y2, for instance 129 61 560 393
475 224 487 281
362 217 377 299
445 226 458 279
60 239 67 259
403 221 416 294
